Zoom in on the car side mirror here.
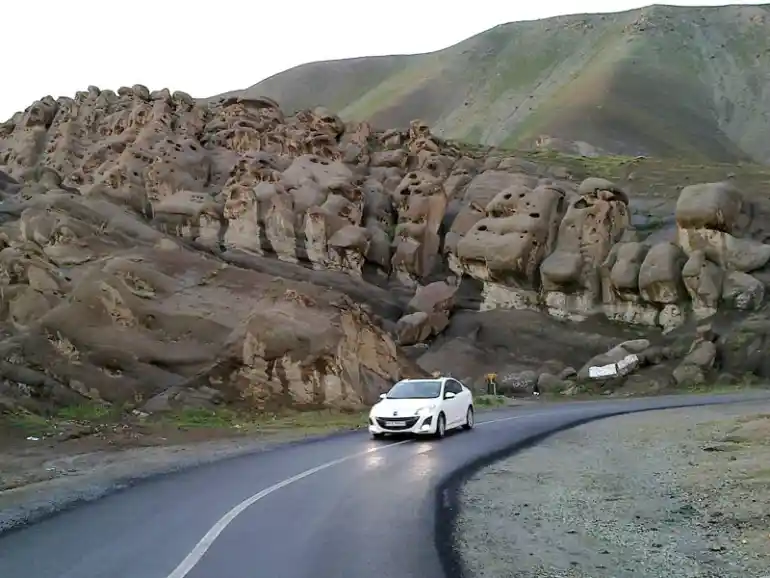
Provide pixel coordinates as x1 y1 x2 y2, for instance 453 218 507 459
444 392 456 400
379 393 387 400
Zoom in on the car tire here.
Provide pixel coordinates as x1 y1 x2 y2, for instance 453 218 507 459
371 432 386 440
463 406 474 430
434 413 446 439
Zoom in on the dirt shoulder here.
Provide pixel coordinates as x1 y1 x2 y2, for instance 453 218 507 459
455 402 770 578
0 407 371 533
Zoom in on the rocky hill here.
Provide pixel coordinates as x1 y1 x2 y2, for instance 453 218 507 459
1 87 770 418
225 3 770 163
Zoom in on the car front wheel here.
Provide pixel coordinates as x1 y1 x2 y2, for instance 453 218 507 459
434 413 446 439
463 406 474 430
371 432 386 440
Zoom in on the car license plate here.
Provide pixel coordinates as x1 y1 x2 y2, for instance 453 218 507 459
385 421 403 427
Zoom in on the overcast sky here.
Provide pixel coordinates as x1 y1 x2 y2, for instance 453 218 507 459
2 0 765 120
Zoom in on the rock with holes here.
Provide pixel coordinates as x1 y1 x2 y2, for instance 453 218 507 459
302 179 368 275
540 178 630 320
224 181 283 254
153 190 226 246
0 89 449 416
445 170 538 264
8 84 770 413
390 171 447 285
455 183 567 310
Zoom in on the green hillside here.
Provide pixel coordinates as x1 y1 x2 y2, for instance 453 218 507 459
217 4 770 163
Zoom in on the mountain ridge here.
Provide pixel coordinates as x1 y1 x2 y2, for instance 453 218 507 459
216 3 770 163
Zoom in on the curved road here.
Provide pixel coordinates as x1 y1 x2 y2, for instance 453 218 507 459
0 391 768 578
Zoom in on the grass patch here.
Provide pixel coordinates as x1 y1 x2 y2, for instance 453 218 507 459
3 411 55 437
1 402 122 439
56 403 115 422
165 408 241 429
453 143 770 204
255 409 368 431
1 404 371 444
160 407 368 435
475 395 509 407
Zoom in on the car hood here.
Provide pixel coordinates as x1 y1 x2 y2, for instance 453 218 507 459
371 398 439 417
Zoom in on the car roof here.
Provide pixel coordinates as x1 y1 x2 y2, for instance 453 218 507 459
398 377 451 382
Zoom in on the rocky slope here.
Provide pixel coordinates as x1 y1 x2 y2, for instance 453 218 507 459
226 3 770 163
1 87 770 417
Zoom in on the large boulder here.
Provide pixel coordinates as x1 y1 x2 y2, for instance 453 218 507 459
676 182 770 272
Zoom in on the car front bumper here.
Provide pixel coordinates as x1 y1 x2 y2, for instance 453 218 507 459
368 413 437 435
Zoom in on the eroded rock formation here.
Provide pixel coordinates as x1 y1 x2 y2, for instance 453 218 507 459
447 174 770 332
2 87 770 411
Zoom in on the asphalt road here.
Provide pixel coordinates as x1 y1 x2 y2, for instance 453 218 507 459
1 391 768 578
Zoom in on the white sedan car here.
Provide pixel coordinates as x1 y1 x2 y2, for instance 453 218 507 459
368 377 474 440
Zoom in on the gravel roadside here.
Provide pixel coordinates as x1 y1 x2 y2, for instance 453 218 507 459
455 402 770 578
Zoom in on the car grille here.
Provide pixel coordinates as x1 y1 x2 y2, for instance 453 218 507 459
376 416 419 430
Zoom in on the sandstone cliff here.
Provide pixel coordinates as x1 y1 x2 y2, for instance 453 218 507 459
1 86 769 414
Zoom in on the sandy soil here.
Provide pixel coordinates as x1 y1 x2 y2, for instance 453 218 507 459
455 402 770 578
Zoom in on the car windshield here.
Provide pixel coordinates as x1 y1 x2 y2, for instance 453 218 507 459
386 379 442 399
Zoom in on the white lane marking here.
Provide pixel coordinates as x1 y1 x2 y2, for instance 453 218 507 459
165 411 550 578
165 438 411 578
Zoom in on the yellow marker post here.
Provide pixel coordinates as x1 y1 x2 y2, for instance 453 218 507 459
485 373 497 396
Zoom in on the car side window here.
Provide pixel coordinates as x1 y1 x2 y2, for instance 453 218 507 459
446 380 462 395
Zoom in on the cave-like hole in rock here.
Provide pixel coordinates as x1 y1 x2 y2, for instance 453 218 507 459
529 213 540 218
478 225 488 231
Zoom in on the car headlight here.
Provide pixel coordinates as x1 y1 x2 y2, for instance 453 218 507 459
416 405 436 417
